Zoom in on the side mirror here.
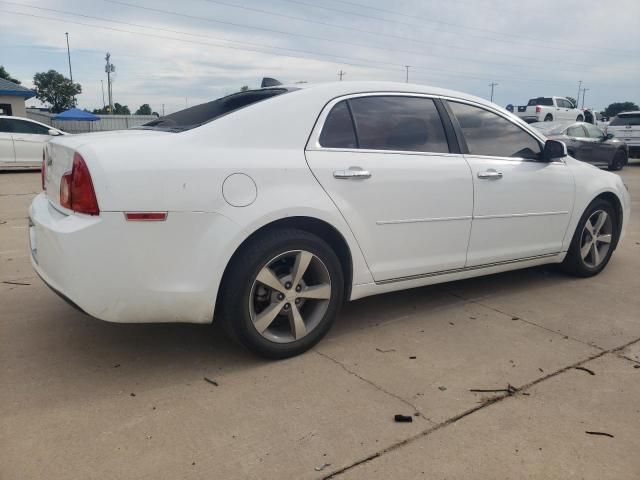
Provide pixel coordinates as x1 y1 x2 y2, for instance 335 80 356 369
48 129 61 136
605 133 615 140
542 139 567 161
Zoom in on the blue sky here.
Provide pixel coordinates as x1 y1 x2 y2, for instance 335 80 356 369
1 0 639 114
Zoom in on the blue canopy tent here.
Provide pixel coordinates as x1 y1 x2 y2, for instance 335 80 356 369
52 108 100 133
52 108 100 121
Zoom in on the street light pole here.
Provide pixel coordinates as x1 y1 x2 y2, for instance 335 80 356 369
405 65 410 83
576 80 582 107
489 82 498 102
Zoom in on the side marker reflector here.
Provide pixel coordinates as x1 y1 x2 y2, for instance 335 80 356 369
124 212 168 221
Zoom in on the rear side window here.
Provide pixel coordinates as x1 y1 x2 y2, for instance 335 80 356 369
348 96 449 152
0 118 11 133
527 97 554 107
449 101 542 159
319 101 357 148
610 114 640 126
567 125 587 137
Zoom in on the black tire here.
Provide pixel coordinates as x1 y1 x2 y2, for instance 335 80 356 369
219 228 344 359
576 115 584 122
561 199 618 277
608 149 626 171
544 114 553 122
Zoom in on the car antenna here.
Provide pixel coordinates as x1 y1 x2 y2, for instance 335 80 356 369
261 77 283 88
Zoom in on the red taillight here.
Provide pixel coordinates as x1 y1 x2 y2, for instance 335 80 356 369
59 152 100 215
535 106 542 113
41 149 46 190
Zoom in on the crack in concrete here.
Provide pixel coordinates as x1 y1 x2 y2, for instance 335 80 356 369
314 350 429 423
448 291 605 352
323 335 640 479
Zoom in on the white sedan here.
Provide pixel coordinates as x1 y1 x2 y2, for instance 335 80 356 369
30 81 630 358
0 116 65 168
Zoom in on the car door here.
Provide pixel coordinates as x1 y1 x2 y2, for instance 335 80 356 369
446 100 574 267
0 118 16 163
565 124 595 163
305 94 473 282
10 119 52 164
583 123 614 165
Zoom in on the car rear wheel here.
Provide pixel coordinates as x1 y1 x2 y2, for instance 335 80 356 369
561 199 618 277
608 150 626 171
544 114 553 122
219 229 344 358
576 115 584 122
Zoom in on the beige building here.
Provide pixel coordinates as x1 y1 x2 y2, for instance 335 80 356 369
0 78 36 118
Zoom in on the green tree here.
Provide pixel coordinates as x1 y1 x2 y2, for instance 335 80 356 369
566 96 577 108
0 65 21 84
135 103 152 115
603 102 639 118
33 70 81 113
113 103 131 115
240 85 249 92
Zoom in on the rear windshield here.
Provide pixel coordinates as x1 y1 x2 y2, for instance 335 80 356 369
138 88 291 132
609 113 640 126
527 97 554 107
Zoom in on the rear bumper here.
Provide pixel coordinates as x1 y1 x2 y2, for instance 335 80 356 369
29 193 241 324
518 115 539 123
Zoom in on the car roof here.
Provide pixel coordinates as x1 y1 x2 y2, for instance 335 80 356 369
616 111 640 116
278 81 496 108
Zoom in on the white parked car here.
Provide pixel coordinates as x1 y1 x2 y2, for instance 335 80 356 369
607 111 640 158
30 81 630 358
513 97 584 123
0 116 65 168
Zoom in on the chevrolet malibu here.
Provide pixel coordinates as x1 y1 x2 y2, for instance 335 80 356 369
30 81 631 358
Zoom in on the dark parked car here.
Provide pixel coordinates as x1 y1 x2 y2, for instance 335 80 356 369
531 121 628 170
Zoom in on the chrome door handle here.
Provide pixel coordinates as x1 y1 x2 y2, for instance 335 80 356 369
477 170 503 180
333 167 371 179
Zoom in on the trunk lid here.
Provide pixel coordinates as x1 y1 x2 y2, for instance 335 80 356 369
43 129 169 210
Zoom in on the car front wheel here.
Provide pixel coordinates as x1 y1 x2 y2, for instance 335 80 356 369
219 229 344 358
561 199 618 277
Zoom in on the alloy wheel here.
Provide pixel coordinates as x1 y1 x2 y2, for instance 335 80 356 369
249 250 332 343
579 210 613 268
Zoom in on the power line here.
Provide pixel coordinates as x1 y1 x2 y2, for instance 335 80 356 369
328 0 633 56
197 0 592 68
0 8 627 91
5 0 590 74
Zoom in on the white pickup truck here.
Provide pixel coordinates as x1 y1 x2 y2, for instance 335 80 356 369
511 97 584 123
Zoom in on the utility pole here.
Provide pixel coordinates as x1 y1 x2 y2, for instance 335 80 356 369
65 33 73 83
338 70 346 81
105 53 115 114
489 82 498 102
162 104 165 116
100 80 106 111
576 80 582 107
581 88 590 109
405 65 410 83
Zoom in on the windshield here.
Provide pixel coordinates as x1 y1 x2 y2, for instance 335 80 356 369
527 97 554 107
610 113 640 126
138 88 291 132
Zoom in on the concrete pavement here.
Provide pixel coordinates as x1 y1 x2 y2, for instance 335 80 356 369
1 163 639 479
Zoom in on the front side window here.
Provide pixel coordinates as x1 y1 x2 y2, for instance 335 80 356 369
449 101 542 160
583 123 604 138
348 96 449 152
10 120 50 135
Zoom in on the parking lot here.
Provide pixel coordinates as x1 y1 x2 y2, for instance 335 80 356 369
1 164 640 479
